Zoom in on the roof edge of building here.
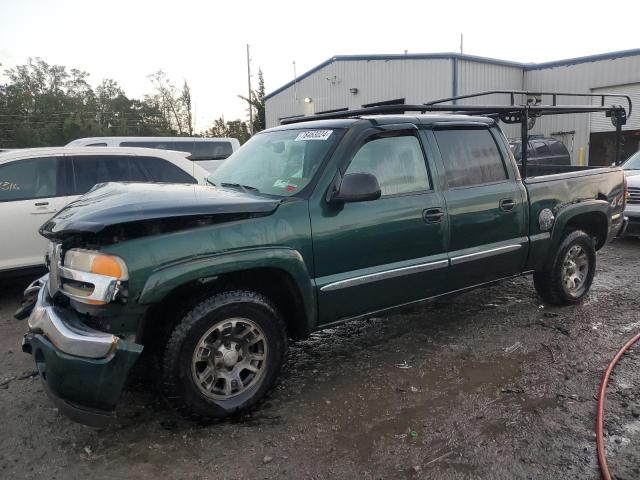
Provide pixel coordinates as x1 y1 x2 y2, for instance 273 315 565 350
264 48 640 101
523 47 640 71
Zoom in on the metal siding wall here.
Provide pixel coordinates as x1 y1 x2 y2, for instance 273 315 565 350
266 59 453 127
525 56 640 164
590 83 640 132
457 60 525 138
266 55 640 164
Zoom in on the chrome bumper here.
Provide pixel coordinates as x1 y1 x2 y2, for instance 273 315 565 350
27 278 119 359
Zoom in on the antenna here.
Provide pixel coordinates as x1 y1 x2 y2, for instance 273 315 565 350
460 33 464 54
246 44 254 135
293 61 298 101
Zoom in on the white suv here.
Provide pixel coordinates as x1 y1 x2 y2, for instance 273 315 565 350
0 147 209 276
66 136 240 173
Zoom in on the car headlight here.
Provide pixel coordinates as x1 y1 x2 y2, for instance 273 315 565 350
64 249 129 280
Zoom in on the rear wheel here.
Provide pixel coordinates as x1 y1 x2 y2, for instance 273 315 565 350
162 290 288 422
533 230 596 306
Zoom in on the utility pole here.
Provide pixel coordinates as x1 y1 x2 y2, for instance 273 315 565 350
293 61 298 101
246 44 253 135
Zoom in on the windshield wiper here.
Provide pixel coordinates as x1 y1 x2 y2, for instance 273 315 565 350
220 182 260 193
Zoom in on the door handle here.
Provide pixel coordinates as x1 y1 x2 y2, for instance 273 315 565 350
423 208 445 223
499 199 515 212
31 201 56 214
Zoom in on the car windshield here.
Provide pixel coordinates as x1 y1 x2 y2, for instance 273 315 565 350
208 128 340 196
623 151 640 170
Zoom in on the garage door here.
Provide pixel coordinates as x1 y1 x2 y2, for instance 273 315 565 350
590 83 640 133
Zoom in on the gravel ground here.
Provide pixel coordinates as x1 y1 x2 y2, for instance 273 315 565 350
1 239 639 480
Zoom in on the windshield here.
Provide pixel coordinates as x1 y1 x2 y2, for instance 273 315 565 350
623 151 640 170
208 128 340 196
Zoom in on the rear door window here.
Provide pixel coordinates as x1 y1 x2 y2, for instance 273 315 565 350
0 157 67 201
434 129 508 188
70 155 149 194
134 156 197 183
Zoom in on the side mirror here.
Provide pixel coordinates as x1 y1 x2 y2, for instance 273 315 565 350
330 172 381 203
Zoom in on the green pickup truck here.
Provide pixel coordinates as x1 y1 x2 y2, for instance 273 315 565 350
20 101 628 425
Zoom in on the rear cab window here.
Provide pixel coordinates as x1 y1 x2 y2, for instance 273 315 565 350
434 128 508 188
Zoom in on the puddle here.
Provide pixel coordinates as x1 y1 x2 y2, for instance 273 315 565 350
459 360 521 393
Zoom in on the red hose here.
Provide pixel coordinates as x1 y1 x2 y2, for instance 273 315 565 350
596 331 640 480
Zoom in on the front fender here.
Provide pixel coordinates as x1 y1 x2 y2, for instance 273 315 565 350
138 247 317 330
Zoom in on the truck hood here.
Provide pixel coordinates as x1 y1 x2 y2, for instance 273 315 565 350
40 182 281 239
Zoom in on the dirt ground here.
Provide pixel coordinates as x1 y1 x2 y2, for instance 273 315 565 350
1 240 639 480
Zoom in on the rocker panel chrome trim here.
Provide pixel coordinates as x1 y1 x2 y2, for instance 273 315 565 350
450 244 522 266
320 259 449 292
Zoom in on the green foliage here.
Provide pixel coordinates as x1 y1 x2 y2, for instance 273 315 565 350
238 68 266 134
0 58 191 148
204 116 251 144
0 58 265 148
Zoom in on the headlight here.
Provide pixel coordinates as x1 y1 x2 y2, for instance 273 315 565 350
64 249 129 280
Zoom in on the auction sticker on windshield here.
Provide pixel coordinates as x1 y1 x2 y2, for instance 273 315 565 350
295 130 333 141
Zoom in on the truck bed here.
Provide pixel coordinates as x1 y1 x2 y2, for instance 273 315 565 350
523 166 626 271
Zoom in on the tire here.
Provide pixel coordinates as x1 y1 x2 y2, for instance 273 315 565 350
533 230 596 306
162 290 288 422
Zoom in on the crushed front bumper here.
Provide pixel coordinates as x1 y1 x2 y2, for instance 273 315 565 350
21 277 143 426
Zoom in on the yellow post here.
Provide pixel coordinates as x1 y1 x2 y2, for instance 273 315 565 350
578 147 586 166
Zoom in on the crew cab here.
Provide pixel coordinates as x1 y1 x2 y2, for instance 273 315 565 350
19 102 628 426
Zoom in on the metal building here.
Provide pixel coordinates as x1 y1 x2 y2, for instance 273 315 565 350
264 49 640 165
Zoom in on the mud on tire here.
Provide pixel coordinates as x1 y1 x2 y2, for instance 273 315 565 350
533 229 596 306
161 290 288 422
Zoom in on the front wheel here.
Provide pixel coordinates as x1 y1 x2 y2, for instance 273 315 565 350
161 290 288 422
533 230 596 306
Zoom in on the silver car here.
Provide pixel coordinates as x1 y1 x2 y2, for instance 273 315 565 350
623 151 640 236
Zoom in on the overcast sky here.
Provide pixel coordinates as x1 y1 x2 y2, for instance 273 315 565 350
1 0 639 131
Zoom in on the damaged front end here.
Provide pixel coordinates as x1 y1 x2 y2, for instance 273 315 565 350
19 182 283 425
20 240 143 426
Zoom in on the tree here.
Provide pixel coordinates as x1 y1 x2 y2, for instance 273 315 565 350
147 70 194 136
181 80 194 136
0 59 197 148
239 68 266 134
204 116 251 144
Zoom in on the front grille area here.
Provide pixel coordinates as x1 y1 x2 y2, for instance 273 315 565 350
626 218 640 236
47 243 62 297
629 187 640 205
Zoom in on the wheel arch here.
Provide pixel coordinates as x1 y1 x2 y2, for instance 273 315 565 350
137 248 316 346
551 200 610 250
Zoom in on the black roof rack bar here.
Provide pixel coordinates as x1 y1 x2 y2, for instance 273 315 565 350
425 90 632 117
280 90 632 125
279 102 629 125
278 89 632 175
